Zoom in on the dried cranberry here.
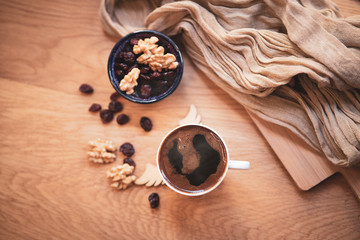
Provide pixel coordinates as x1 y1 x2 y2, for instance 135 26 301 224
123 158 136 168
140 66 151 74
100 109 114 123
79 84 94 94
148 193 160 208
140 117 152 132
110 92 121 101
150 72 162 81
119 142 135 157
130 38 139 45
123 52 135 65
116 114 130 125
108 101 123 113
140 84 152 99
88 103 101 112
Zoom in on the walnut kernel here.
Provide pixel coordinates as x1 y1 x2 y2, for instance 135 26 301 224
133 36 178 72
119 67 140 94
87 138 116 164
107 163 136 190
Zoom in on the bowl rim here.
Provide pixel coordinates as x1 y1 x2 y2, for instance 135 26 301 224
107 30 183 104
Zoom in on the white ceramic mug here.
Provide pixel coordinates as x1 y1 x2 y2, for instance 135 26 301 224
156 124 250 196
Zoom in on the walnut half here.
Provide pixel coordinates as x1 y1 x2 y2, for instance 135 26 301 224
134 36 178 72
119 67 140 94
87 138 116 164
107 163 137 190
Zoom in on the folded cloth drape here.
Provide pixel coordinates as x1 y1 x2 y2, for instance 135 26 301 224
100 0 360 167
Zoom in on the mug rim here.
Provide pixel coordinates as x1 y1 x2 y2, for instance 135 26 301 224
156 123 229 196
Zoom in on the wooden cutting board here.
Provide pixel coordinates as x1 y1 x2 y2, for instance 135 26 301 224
248 111 360 199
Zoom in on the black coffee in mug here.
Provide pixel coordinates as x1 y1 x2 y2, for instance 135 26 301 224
158 125 228 194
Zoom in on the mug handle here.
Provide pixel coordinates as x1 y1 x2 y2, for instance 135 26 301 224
228 160 250 169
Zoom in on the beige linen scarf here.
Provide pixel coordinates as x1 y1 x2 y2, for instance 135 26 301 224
100 0 360 167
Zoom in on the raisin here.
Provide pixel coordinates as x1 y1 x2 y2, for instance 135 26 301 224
163 71 176 81
123 52 135 65
130 38 139 45
140 66 151 74
140 84 152 99
150 72 162 81
139 74 150 82
148 193 160 208
124 44 132 52
115 70 125 79
127 63 139 74
123 158 136 168
88 103 102 112
151 85 163 96
110 92 121 101
159 80 170 87
100 109 114 123
116 52 124 62
108 101 123 113
119 63 128 71
140 117 152 132
116 114 130 125
119 142 135 157
79 83 94 94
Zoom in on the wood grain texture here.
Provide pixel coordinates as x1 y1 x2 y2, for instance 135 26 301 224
0 0 359 239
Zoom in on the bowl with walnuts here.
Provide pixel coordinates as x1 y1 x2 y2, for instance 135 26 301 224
108 30 184 104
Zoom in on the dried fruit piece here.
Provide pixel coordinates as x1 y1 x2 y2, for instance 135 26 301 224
116 52 124 62
110 92 121 101
100 109 114 123
140 84 152 99
130 38 139 45
119 142 135 157
140 117 152 132
163 71 176 81
139 74 150 82
123 158 136 168
148 193 160 208
123 52 135 65
89 103 102 112
119 63 128 71
108 101 123 113
116 114 130 125
115 70 125 79
150 71 162 81
79 83 94 94
140 66 151 74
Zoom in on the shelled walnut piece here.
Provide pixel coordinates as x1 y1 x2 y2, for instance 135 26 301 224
87 138 116 164
119 67 140 94
107 163 137 190
134 36 178 72
133 36 158 57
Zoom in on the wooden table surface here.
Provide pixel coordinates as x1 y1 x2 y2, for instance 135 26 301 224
0 0 359 239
